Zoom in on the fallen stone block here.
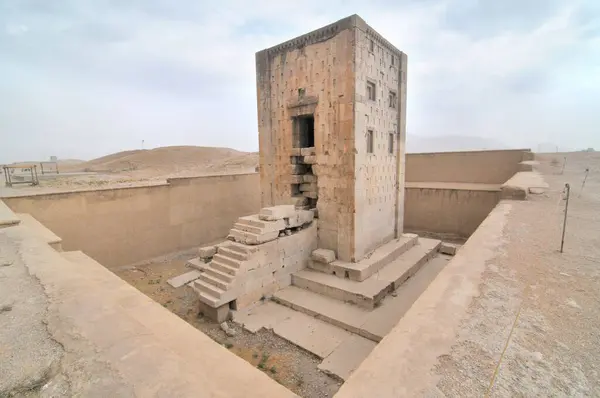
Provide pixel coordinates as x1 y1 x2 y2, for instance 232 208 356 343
312 248 336 264
440 242 459 256
259 205 296 221
220 321 237 337
300 147 316 156
167 270 202 288
300 182 317 192
303 155 317 164
198 245 217 258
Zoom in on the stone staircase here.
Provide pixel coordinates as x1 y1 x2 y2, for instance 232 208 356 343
189 205 316 320
191 241 257 308
234 235 454 381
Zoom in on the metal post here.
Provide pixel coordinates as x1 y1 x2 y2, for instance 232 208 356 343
560 157 566 175
560 183 570 253
580 168 589 196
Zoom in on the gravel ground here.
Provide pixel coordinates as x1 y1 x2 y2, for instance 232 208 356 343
114 255 342 398
432 152 600 396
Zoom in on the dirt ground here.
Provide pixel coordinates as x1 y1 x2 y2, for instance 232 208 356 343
113 253 341 398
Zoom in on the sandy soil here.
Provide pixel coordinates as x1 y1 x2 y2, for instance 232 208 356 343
113 253 341 398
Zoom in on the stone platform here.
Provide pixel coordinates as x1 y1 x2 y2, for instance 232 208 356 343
234 236 451 381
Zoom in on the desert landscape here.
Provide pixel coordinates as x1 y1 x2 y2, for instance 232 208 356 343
0 146 258 196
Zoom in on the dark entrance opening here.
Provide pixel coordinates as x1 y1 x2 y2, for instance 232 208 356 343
293 115 315 148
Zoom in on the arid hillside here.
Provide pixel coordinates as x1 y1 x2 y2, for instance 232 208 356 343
63 146 258 178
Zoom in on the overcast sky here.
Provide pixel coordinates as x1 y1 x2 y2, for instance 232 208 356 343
1 0 598 163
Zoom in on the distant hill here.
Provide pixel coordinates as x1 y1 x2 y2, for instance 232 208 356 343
407 135 512 153
62 146 257 176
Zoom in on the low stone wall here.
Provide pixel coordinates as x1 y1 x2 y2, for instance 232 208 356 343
235 223 318 309
3 173 261 268
406 149 531 184
404 183 501 239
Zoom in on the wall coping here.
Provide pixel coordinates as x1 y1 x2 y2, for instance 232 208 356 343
256 14 404 59
1 172 258 200
407 148 532 156
405 182 501 192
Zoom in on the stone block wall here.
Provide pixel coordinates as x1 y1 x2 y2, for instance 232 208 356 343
256 15 407 263
353 19 407 260
235 223 318 308
256 19 357 261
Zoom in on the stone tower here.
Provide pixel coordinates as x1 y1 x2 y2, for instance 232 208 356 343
256 14 407 263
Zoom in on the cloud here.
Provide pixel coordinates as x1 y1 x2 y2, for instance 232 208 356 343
0 0 598 163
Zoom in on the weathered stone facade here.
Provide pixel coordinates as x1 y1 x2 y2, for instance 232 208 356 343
256 15 407 262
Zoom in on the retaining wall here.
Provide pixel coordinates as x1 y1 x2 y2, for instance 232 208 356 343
406 149 531 184
3 173 261 268
404 183 501 239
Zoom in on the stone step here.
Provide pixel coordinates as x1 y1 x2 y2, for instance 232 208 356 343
292 269 390 309
292 238 441 309
191 279 224 300
273 286 370 337
210 260 238 276
372 237 442 290
197 272 229 290
236 215 286 231
185 257 209 272
192 287 221 307
204 267 235 283
276 253 451 342
222 241 258 255
217 246 248 261
192 278 225 298
308 233 418 281
360 254 451 341
233 301 375 380
229 228 279 245
233 222 263 234
212 253 242 268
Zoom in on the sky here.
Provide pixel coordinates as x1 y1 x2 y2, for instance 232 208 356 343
0 0 599 163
